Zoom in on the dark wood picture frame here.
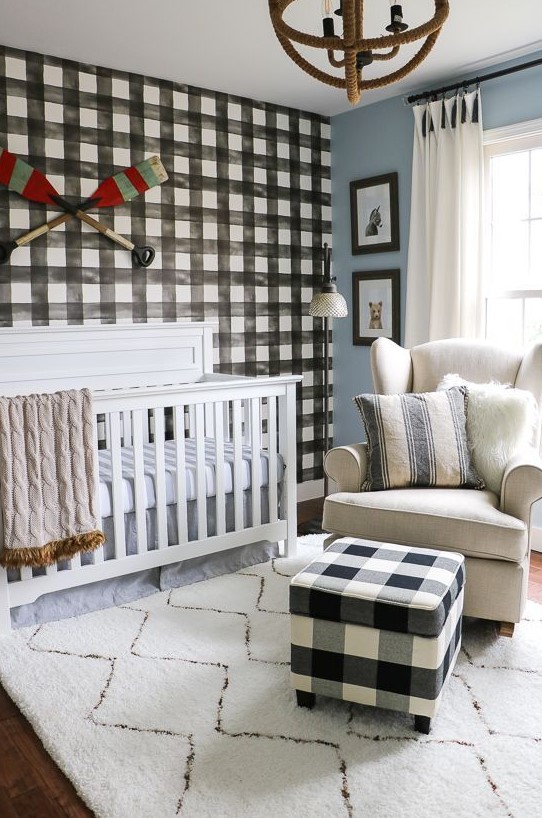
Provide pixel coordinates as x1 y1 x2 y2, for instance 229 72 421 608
352 269 400 346
350 172 399 255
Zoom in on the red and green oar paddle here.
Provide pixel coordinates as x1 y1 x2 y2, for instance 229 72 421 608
86 154 168 207
0 148 167 207
0 148 59 204
0 151 168 266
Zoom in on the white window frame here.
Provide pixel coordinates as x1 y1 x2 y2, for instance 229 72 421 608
483 117 542 344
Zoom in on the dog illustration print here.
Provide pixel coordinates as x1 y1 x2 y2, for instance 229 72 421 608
365 206 382 236
369 301 383 330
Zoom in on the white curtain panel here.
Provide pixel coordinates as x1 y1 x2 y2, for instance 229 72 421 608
405 90 484 347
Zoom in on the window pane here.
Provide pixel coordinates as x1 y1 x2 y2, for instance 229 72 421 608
485 138 542 346
531 148 542 219
531 219 542 281
485 298 523 347
490 152 530 287
490 220 529 288
491 152 530 222
524 298 542 344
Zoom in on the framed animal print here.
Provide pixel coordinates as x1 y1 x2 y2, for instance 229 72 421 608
350 172 399 255
352 269 400 346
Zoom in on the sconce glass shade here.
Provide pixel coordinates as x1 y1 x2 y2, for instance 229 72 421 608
310 242 348 318
309 287 348 318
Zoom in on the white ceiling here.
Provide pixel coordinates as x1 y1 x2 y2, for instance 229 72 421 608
1 0 541 116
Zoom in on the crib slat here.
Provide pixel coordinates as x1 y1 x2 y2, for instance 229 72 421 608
153 407 168 549
214 401 226 536
20 567 32 581
279 382 298 556
243 399 251 445
0 570 10 635
174 406 188 544
187 405 196 438
267 394 278 523
92 409 104 564
132 409 148 554
142 410 150 443
232 400 244 531
195 403 207 540
249 398 262 528
122 410 132 446
109 412 126 559
223 401 231 441
204 402 215 439
70 554 82 571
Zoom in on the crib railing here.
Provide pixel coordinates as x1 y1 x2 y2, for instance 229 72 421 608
0 373 300 633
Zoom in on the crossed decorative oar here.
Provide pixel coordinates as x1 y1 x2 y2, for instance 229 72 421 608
0 150 168 267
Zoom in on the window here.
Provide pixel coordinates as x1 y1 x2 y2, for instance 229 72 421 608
484 120 542 346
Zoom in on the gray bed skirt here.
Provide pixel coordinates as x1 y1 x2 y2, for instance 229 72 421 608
10 489 280 628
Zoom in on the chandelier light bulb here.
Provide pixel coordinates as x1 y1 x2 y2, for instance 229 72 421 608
386 4 409 33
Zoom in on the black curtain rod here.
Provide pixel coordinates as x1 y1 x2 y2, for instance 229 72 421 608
406 56 542 104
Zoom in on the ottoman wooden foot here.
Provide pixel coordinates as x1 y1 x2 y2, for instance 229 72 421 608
414 715 431 734
296 690 315 709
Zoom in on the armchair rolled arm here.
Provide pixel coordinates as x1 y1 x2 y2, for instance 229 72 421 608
324 443 368 493
500 449 542 522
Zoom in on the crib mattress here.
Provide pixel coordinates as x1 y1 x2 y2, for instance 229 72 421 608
98 438 281 519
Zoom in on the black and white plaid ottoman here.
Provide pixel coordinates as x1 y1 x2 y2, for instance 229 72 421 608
289 537 465 733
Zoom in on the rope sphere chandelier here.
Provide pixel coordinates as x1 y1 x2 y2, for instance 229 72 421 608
268 1 450 106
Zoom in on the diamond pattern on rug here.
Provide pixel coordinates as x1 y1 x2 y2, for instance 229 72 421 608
460 665 542 739
247 609 290 665
179 733 346 818
78 728 194 818
347 668 487 745
343 738 512 818
219 660 350 744
132 604 249 664
254 563 292 614
480 736 542 817
169 573 262 614
93 655 225 736
27 605 145 658
0 535 540 818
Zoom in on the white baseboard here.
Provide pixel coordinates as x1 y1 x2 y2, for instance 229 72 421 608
532 526 542 553
297 480 324 502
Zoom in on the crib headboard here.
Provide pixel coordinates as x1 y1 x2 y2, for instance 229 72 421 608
0 322 216 396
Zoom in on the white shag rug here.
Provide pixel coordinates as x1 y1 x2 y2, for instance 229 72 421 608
1 534 541 818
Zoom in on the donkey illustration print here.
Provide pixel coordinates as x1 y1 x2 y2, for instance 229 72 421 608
365 206 382 236
369 301 383 330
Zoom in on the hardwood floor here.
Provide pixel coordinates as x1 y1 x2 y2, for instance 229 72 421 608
528 549 542 604
1 501 542 818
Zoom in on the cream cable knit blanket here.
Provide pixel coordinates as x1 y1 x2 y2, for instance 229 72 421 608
0 389 105 569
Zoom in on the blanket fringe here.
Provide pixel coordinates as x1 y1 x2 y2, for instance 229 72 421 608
0 530 106 569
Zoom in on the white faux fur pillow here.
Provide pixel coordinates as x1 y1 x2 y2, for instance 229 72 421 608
437 373 539 494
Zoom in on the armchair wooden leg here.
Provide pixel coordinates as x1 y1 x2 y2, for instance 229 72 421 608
496 621 515 638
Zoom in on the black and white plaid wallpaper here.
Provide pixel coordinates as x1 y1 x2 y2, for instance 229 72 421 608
0 45 331 483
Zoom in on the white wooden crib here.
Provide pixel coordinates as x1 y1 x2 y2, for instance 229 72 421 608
0 322 300 634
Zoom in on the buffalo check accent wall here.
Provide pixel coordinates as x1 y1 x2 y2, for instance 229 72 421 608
0 45 332 483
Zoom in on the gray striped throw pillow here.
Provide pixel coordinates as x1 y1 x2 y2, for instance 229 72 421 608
353 386 485 491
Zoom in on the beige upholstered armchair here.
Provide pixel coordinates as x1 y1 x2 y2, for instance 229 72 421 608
323 337 542 636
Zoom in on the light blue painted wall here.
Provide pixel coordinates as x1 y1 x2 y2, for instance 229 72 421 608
331 51 542 448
